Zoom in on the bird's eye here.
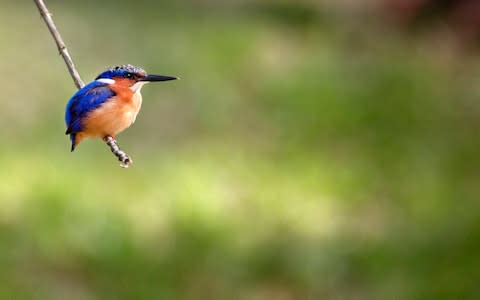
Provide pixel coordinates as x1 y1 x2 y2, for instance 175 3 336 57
125 73 133 79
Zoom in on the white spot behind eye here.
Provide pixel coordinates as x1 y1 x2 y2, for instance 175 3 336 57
97 78 115 84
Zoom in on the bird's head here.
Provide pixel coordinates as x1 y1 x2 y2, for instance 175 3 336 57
95 64 177 92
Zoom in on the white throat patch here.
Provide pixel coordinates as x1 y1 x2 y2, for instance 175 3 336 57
130 81 148 93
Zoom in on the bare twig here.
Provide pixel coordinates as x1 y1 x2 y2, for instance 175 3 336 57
103 136 133 168
34 0 133 168
34 0 84 89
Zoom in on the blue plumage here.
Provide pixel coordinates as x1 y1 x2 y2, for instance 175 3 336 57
96 65 146 80
65 80 115 151
63 64 176 159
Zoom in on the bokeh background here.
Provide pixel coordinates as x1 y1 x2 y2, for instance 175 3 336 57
1 0 480 299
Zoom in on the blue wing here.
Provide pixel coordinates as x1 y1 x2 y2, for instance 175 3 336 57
65 80 115 135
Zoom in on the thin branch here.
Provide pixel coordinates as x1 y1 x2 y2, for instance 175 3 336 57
34 0 133 168
104 136 133 168
33 0 84 89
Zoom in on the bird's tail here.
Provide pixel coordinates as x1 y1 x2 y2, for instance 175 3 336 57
70 134 77 152
69 133 84 152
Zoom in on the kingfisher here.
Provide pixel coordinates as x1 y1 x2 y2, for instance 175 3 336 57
65 64 177 158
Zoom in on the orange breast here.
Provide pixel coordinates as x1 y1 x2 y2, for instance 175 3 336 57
81 88 143 138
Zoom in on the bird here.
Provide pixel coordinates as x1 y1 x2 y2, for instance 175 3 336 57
65 64 177 154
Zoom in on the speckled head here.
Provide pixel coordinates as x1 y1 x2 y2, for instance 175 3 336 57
96 64 147 81
95 64 177 83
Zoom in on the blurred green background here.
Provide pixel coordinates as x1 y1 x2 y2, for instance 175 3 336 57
1 0 480 299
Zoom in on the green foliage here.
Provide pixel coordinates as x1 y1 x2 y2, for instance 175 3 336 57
0 1 479 299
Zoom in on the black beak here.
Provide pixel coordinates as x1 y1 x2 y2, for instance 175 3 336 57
140 74 178 82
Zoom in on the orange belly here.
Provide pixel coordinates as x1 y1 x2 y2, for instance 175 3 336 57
81 93 143 139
